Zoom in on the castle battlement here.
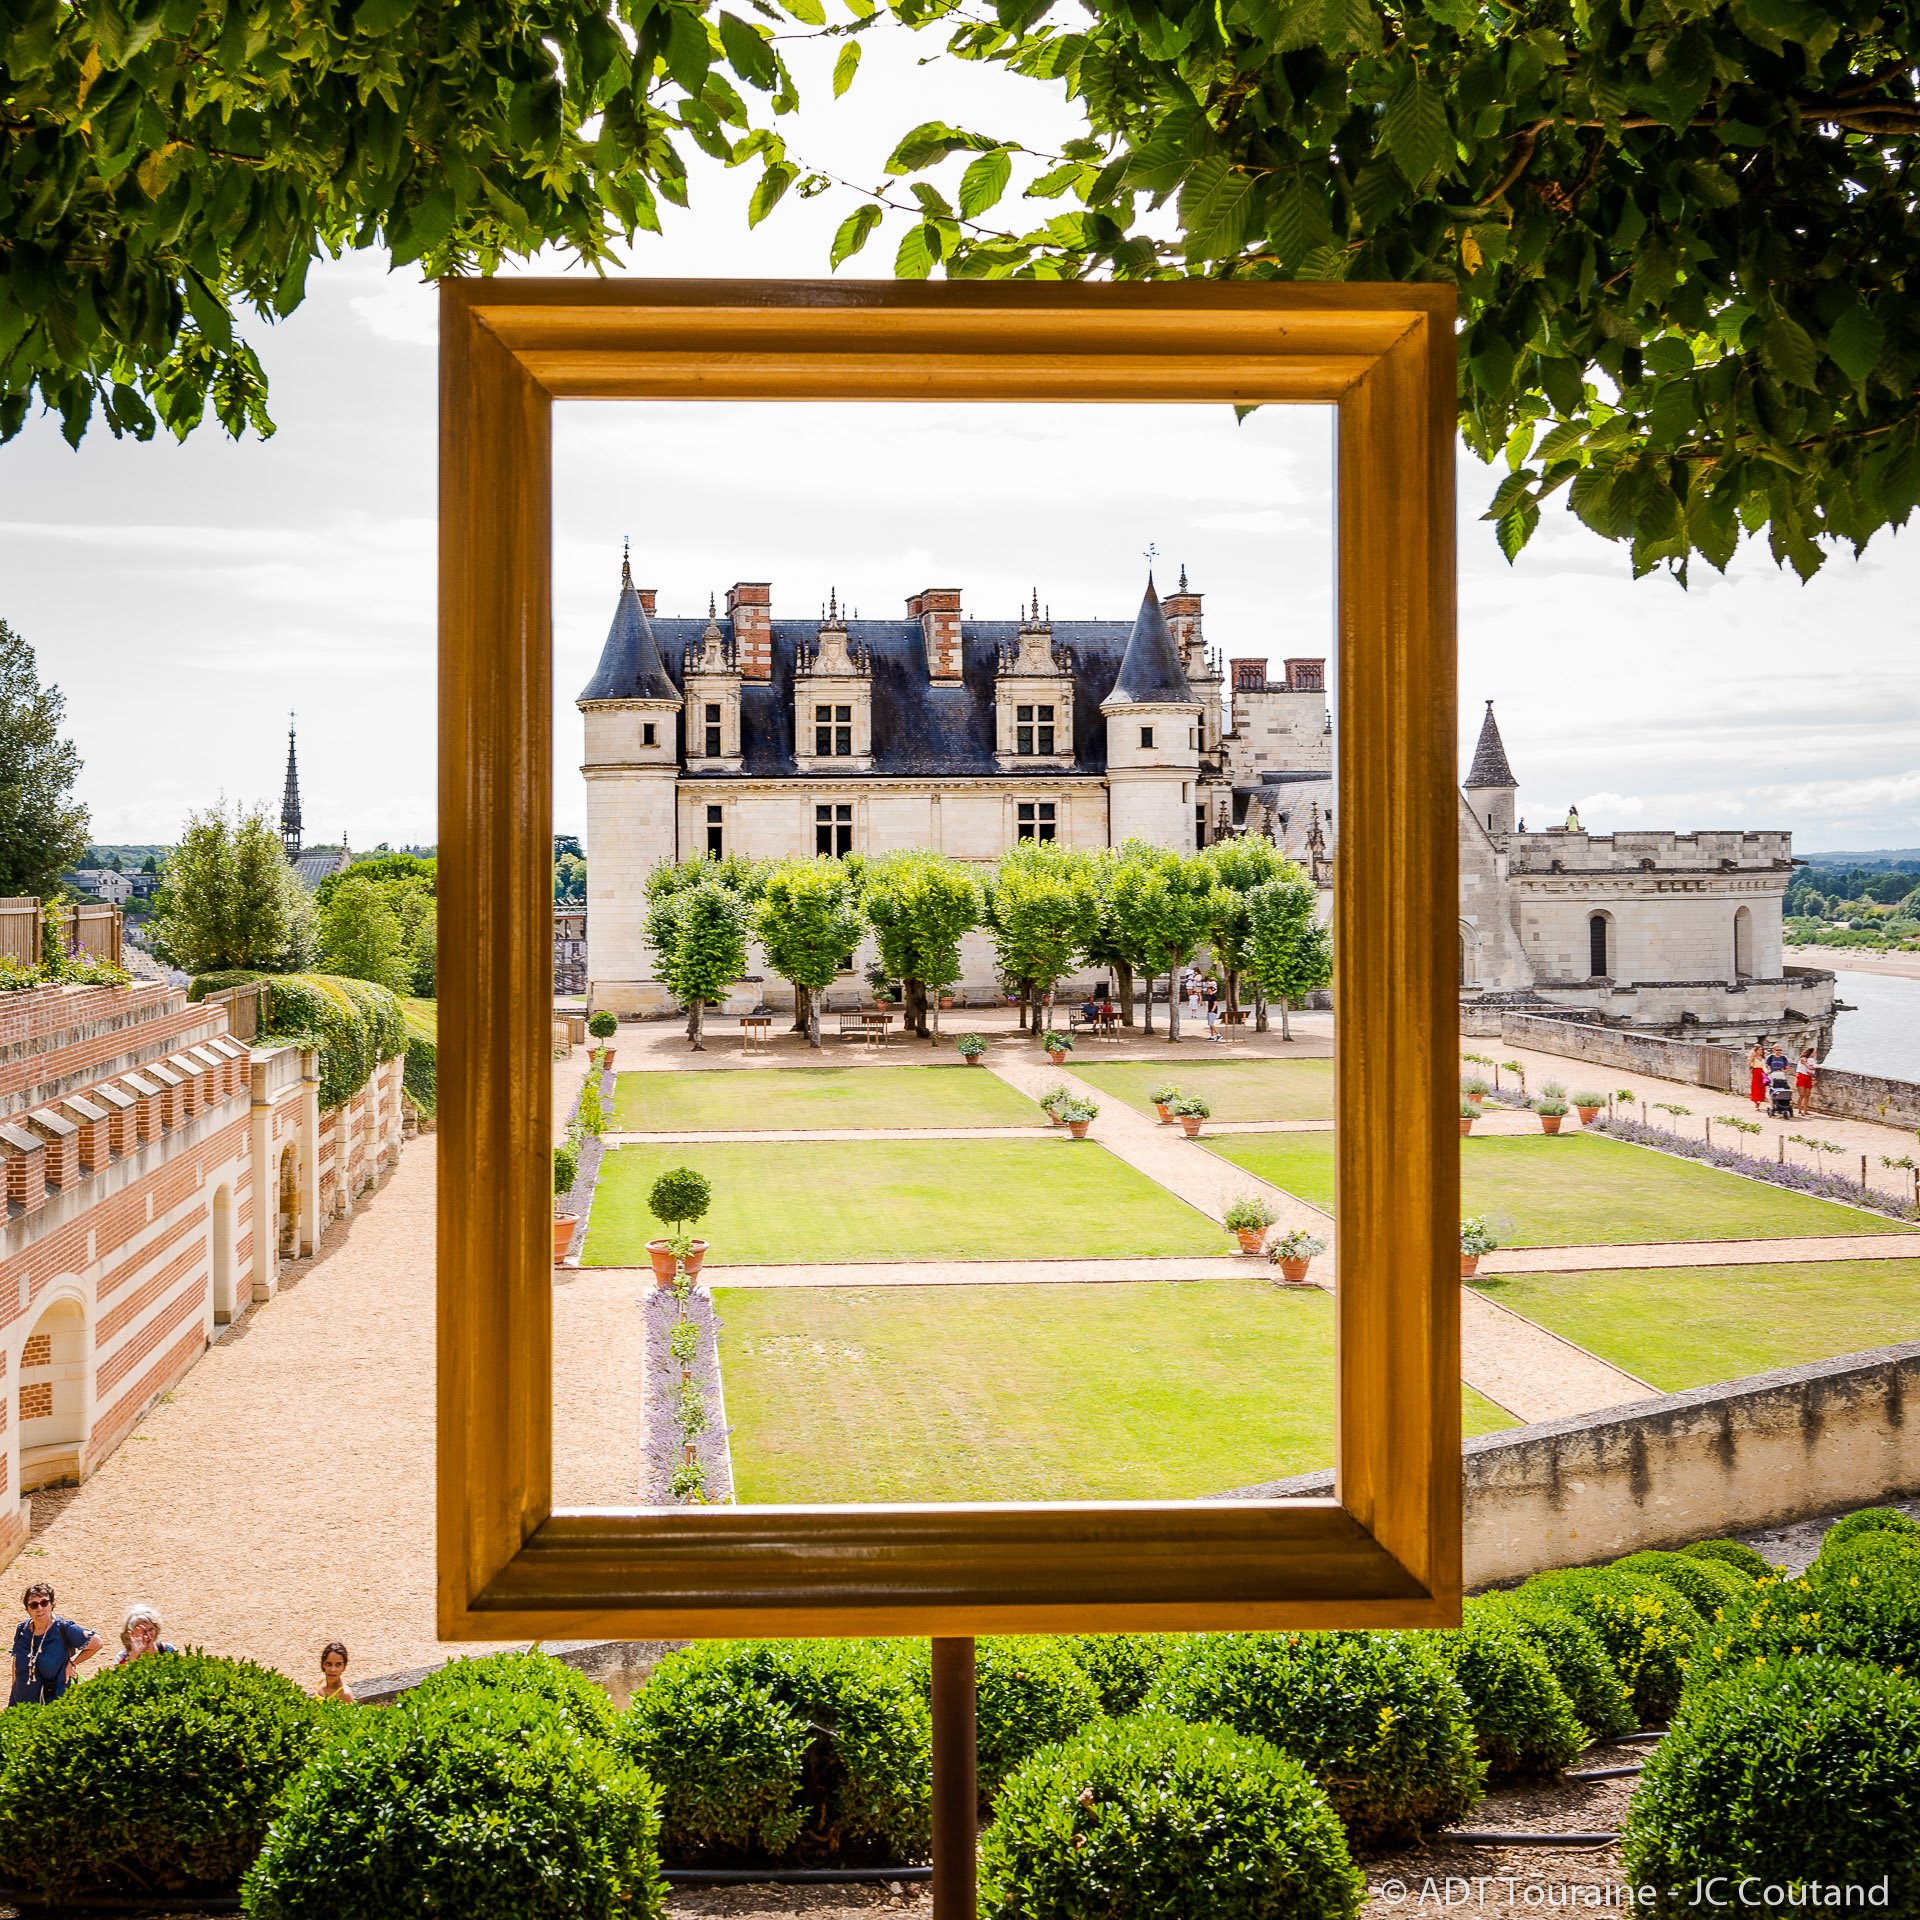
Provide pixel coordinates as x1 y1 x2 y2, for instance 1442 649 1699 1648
1504 829 1795 874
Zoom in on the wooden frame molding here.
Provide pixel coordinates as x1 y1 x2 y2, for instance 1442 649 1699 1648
438 279 1460 1639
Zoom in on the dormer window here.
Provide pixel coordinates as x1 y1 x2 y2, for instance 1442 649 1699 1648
704 704 722 757
1015 704 1056 756
815 704 853 757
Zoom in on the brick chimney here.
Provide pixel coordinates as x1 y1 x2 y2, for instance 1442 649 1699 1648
1284 657 1326 692
1230 658 1267 692
636 587 657 618
726 582 773 682
908 587 963 682
1163 571 1203 664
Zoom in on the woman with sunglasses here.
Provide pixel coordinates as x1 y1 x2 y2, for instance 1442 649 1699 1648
9 1583 102 1706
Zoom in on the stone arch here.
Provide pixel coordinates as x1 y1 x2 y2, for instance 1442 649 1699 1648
18 1292 89 1490
1587 910 1615 981
276 1144 300 1262
1458 920 1480 987
211 1183 235 1322
1733 905 1754 980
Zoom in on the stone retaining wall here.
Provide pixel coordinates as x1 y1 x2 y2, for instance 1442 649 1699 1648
1217 1342 1920 1589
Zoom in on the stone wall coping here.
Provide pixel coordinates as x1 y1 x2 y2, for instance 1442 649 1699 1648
165 1052 208 1079
119 1072 161 1097
27 1107 77 1138
90 1083 134 1110
0 1123 41 1155
186 1045 226 1070
60 1095 108 1123
143 1061 183 1087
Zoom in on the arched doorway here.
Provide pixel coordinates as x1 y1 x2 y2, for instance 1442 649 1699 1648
1588 912 1612 980
19 1297 87 1489
1458 924 1478 987
211 1184 235 1322
277 1145 299 1263
1734 905 1754 980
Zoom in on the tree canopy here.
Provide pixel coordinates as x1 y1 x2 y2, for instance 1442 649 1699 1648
861 848 983 1035
1245 871 1332 1039
0 620 89 898
149 801 317 974
755 856 866 1046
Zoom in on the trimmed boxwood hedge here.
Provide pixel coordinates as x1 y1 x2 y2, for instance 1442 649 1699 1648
618 1640 931 1866
1519 1567 1704 1724
409 1649 616 1745
1060 1634 1173 1715
243 1686 663 1920
1696 1560 1920 1682
1681 1538 1777 1582
0 1653 339 1905
1818 1506 1920 1560
1428 1613 1586 1778
1611 1549 1751 1620
1470 1595 1638 1744
979 1715 1365 1920
257 972 407 1111
1146 1632 1484 1850
1623 1656 1920 1916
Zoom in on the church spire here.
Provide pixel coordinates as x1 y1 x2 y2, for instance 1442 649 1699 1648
281 712 303 861
1465 699 1518 789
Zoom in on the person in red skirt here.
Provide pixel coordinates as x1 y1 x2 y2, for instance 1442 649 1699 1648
1748 1041 1768 1112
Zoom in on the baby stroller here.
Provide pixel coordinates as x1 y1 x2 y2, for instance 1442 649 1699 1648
1766 1066 1795 1119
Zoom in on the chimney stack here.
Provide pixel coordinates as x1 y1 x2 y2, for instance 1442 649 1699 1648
907 587 963 682
1163 570 1203 664
1284 658 1326 692
1230 658 1267 692
726 582 772 682
636 587 657 618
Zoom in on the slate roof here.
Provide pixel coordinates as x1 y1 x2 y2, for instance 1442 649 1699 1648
578 578 680 705
1465 700 1518 789
1106 578 1195 706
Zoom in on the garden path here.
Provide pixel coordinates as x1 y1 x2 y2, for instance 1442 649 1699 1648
1477 1230 1920 1273
620 1253 1260 1288
554 1041 595 1146
1457 1291 1655 1422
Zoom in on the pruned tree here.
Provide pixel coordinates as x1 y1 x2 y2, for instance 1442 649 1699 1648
862 849 983 1038
1104 849 1219 1043
1201 837 1291 1022
647 878 749 1053
150 802 316 975
1082 845 1146 1028
756 857 866 1048
983 842 1099 1044
1246 873 1333 1042
0 620 89 898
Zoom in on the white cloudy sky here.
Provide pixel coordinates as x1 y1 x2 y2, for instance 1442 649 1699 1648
6 26 1916 855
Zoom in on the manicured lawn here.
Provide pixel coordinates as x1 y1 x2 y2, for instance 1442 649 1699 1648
1206 1131 1910 1247
1471 1259 1920 1392
613 1065 1037 1132
1073 1058 1335 1124
714 1281 1515 1502
584 1140 1219 1265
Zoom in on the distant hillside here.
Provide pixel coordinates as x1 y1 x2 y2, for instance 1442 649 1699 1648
1803 849 1920 867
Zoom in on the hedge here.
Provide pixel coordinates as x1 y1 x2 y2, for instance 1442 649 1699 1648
1681 1538 1778 1582
932 1637 1104 1807
0 1653 339 1905
1061 1634 1173 1715
1696 1560 1920 1681
1610 1549 1751 1621
399 996 437 1118
1623 1656 1920 1916
256 973 407 1111
1469 1595 1638 1745
408 1649 616 1746
980 1715 1364 1920
1818 1506 1920 1563
188 968 269 1001
1518 1567 1705 1724
1428 1613 1586 1778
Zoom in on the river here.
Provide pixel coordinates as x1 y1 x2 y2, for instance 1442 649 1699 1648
1821 967 1920 1083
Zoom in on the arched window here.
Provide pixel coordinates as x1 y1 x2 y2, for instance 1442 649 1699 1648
1733 905 1753 980
19 1298 87 1488
1588 913 1610 979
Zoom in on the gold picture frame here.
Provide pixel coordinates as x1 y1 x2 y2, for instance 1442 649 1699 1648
437 278 1460 1640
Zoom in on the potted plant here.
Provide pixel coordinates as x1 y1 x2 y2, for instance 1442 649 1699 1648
588 1008 618 1069
1148 1081 1180 1124
1040 1085 1072 1127
1460 1215 1500 1278
1171 1093 1211 1138
956 1033 988 1066
1060 1095 1099 1140
1535 1097 1569 1135
1224 1193 1279 1255
645 1166 711 1286
1270 1227 1327 1284
1572 1088 1606 1125
1460 1075 1490 1106
1042 1028 1074 1065
552 1140 580 1263
1459 1098 1479 1137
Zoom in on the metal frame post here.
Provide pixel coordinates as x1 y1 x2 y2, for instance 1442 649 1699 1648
931 1636 977 1919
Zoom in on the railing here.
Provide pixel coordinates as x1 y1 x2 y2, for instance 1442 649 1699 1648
0 898 125 970
201 980 270 1043
72 902 122 967
0 897 38 965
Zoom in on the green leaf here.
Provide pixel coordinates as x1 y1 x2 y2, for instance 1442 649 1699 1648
181 269 233 350
1496 499 1538 562
662 6 712 96
1763 311 1820 389
1025 161 1084 200
830 203 881 268
1177 157 1260 262
717 11 777 89
895 221 936 279
1380 70 1451 188
958 148 1012 218
1827 304 1884 386
782 0 826 19
747 160 796 226
884 120 1000 175
832 38 861 95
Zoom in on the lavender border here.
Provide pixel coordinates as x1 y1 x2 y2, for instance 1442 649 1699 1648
642 1284 735 1504
558 1054 612 1241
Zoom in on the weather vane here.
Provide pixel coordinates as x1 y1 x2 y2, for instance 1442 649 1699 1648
1143 541 1158 569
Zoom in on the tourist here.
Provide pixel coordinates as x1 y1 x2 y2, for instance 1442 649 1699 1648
1079 992 1101 1027
1796 1046 1818 1116
9 1584 102 1706
1204 979 1221 1040
115 1603 175 1666
1748 1041 1768 1112
317 1641 355 1704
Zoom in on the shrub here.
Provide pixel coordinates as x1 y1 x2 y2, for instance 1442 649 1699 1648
1224 1194 1280 1232
407 1649 617 1746
1270 1228 1328 1262
589 1009 618 1039
1611 1550 1750 1620
1460 1215 1501 1257
401 1014 436 1119
1147 1081 1180 1105
1061 1635 1173 1714
1819 1506 1920 1561
618 1640 930 1866
244 1687 662 1920
554 1141 578 1198
970 1637 1104 1803
0 1653 337 1905
1058 1096 1098 1126
1519 1568 1704 1723
1622 1657 1920 1916
1571 1089 1607 1108
1682 1538 1777 1582
648 1166 711 1232
1690 1572 1920 1685
1471 1595 1637 1744
1535 1098 1570 1118
955 1033 987 1058
979 1715 1364 1920
1428 1613 1586 1778
1812 1527 1920 1587
188 968 269 1001
1541 1080 1567 1100
1147 1632 1484 1849
1042 1028 1074 1052
257 972 407 1111
1169 1094 1211 1119
1039 1083 1073 1116
1460 1098 1481 1119
1460 1075 1490 1098
578 1070 607 1138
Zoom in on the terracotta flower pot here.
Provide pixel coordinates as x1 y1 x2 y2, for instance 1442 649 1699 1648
1539 1114 1563 1135
1180 1116 1203 1138
963 1055 985 1067
682 1239 709 1278
1459 1118 1474 1137
940 995 954 1009
1154 1103 1173 1125
597 1048 617 1071
1047 1049 1067 1066
1046 1109 1064 1127
1466 1091 1484 1105
1234 1227 1266 1255
1576 1105 1600 1125
646 1241 677 1285
552 1214 578 1262
1067 1120 1091 1139
1460 1253 1480 1279
1277 1256 1311 1284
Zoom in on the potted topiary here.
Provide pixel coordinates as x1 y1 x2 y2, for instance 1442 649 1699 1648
1461 1075 1490 1106
1224 1193 1279 1255
1270 1227 1327 1284
1039 1084 1072 1127
587 1008 618 1069
1043 1028 1074 1065
956 1033 988 1066
1171 1093 1211 1138
646 1166 711 1286
1148 1081 1180 1124
1535 1097 1569 1135
1060 1095 1098 1140
1459 1098 1480 1137
552 1141 579 1263
1460 1215 1500 1278
1573 1089 1605 1125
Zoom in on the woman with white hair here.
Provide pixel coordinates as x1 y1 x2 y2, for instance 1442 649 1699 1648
114 1604 175 1666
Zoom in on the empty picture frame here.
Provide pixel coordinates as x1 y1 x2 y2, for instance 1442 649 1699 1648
437 278 1460 1640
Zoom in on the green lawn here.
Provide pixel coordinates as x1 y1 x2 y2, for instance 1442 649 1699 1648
613 1065 1037 1132
584 1140 1219 1265
714 1281 1515 1502
1206 1131 1909 1247
1072 1058 1335 1124
1470 1259 1920 1392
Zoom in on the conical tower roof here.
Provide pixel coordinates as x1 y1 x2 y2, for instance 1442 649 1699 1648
1465 700 1518 788
577 544 680 704
1106 576 1194 705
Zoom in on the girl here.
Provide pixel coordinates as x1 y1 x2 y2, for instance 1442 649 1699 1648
317 1641 355 1703
1795 1046 1817 1117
